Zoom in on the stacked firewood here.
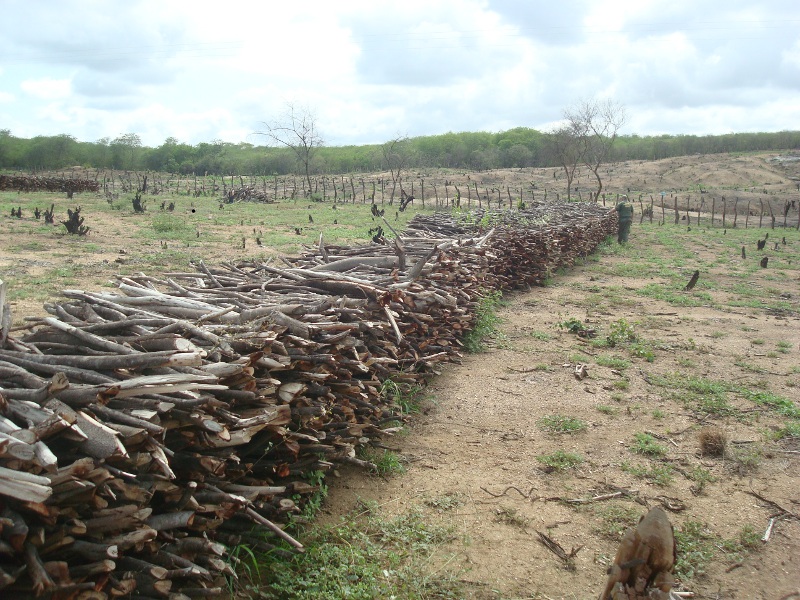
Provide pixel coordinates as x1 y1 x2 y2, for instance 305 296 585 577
224 186 273 203
0 175 99 194
0 204 615 598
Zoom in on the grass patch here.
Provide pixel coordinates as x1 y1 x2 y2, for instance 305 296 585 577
462 289 504 353
254 506 460 599
630 433 668 457
621 462 674 486
674 521 715 581
592 503 642 540
494 506 530 528
538 415 587 434
536 450 584 472
358 448 406 476
380 379 426 416
595 355 630 369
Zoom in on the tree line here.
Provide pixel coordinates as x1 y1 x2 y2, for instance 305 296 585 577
1 127 798 177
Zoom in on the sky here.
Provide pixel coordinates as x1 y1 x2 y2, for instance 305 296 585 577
1 1 799 148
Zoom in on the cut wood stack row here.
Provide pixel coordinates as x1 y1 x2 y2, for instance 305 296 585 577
0 175 100 194
0 203 613 598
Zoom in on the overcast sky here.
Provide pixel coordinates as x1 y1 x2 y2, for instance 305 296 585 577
1 1 798 148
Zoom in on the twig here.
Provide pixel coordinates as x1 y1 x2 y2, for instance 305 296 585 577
480 485 535 499
535 531 582 570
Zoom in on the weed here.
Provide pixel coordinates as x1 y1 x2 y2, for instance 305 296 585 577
494 506 529 528
533 363 553 371
463 289 504 353
612 379 630 391
674 521 715 581
597 405 618 415
529 330 552 341
740 389 800 419
423 493 465 512
652 409 665 419
592 503 642 540
557 317 588 334
358 447 406 476
605 318 637 347
728 444 763 473
631 433 668 457
595 355 630 369
536 450 584 472
380 378 426 415
611 393 626 403
621 462 674 486
538 415 587 434
773 422 800 440
686 466 717 493
258 507 460 599
777 341 792 354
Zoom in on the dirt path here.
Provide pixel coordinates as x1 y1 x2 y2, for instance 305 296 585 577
322 243 800 599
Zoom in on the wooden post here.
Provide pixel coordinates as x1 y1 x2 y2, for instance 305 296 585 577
649 196 654 223
711 197 716 227
768 201 775 229
0 277 8 348
673 196 679 224
722 196 727 228
759 198 764 228
420 180 424 208
745 201 750 228
732 198 738 228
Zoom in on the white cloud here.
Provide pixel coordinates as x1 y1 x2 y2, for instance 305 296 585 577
20 78 72 100
0 0 798 146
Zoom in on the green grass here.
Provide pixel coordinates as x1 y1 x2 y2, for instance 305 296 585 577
674 521 716 581
630 433 668 457
537 415 587 434
592 503 642 540
462 289 504 353
621 462 674 486
595 355 630 369
536 450 584 471
358 448 406 476
253 506 460 599
380 379 427 416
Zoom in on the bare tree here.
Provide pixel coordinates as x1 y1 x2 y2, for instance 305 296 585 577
565 99 626 200
258 104 323 196
546 123 583 201
381 135 410 204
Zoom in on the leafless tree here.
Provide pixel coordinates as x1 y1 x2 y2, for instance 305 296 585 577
381 135 410 203
258 103 323 196
564 99 626 200
546 123 583 201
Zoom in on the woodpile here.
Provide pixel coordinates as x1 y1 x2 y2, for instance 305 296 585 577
0 175 99 194
224 186 273 203
0 203 615 598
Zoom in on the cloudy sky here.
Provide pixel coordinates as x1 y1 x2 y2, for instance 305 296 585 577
1 1 798 148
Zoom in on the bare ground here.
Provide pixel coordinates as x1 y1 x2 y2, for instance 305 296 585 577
2 152 800 599
321 240 800 599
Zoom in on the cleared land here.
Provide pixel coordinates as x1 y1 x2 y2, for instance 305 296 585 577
1 151 799 599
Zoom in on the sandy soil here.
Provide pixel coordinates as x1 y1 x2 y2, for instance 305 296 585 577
321 251 800 599
2 151 800 599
